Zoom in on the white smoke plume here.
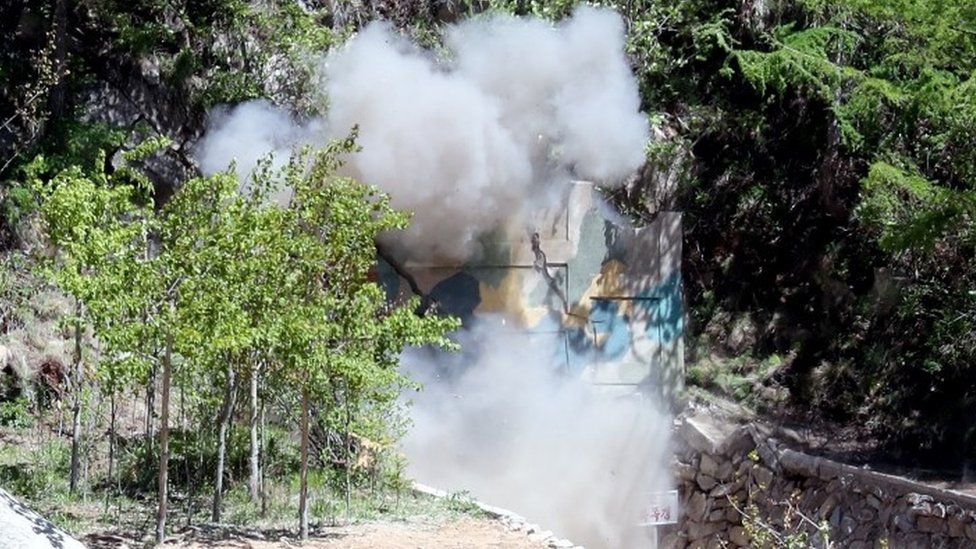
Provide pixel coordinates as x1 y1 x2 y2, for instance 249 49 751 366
194 8 670 545
402 318 672 548
194 99 320 180
194 6 649 261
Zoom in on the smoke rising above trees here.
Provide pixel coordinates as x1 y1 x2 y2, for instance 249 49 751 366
195 6 649 261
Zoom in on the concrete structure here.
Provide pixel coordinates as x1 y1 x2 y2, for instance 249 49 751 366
0 487 86 549
379 181 684 401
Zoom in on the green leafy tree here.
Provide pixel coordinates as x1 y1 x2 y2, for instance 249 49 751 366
249 139 459 538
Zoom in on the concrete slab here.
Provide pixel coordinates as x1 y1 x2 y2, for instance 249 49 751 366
0 487 86 549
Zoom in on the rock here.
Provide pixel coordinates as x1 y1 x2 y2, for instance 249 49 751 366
729 526 749 546
778 448 820 478
700 454 720 478
803 489 827 512
906 493 933 506
856 507 876 522
916 515 945 534
818 494 839 518
894 514 914 532
723 427 758 459
752 466 773 488
840 515 857 537
725 507 740 523
705 537 724 549
716 461 735 482
866 494 882 510
687 491 710 521
661 532 689 549
528 530 553 543
548 538 574 548
879 506 893 526
675 461 698 481
737 460 752 477
697 473 718 491
851 524 873 541
829 506 842 529
710 482 735 498
681 414 741 455
726 313 757 353
687 521 725 540
908 501 932 518
948 514 966 537
966 522 976 541
756 441 780 467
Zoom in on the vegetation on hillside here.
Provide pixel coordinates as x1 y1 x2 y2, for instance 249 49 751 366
484 0 976 462
1 0 975 541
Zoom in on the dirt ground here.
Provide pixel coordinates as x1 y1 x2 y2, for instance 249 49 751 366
163 517 546 549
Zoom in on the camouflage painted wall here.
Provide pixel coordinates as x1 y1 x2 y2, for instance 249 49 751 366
380 182 684 402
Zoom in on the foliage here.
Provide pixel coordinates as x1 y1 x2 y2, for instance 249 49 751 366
0 26 63 177
434 0 971 459
480 0 975 458
189 0 342 109
0 438 72 501
27 130 458 535
0 396 34 429
2 0 976 531
721 0 976 456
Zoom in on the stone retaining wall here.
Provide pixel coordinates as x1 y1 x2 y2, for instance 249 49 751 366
666 413 976 548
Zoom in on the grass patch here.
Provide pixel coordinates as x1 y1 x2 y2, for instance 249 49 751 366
686 352 789 407
0 426 482 541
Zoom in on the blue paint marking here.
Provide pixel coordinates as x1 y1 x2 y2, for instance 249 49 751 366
643 273 684 345
589 299 630 359
429 272 481 325
382 260 684 382
564 272 684 375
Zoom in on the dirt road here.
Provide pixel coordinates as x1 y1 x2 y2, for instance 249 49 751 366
166 517 549 549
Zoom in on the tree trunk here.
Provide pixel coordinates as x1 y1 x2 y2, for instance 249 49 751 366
298 388 310 540
179 383 193 527
82 379 98 489
260 395 268 518
211 360 237 523
69 311 83 493
248 362 260 502
344 387 352 519
146 364 156 448
108 388 116 492
155 330 173 545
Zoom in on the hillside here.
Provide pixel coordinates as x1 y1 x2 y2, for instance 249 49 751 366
1 0 974 545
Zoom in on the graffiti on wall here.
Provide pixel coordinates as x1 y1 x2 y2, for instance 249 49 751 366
379 182 684 399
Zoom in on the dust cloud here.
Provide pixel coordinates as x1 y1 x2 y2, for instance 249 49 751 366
194 6 648 262
402 318 672 548
194 7 670 546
